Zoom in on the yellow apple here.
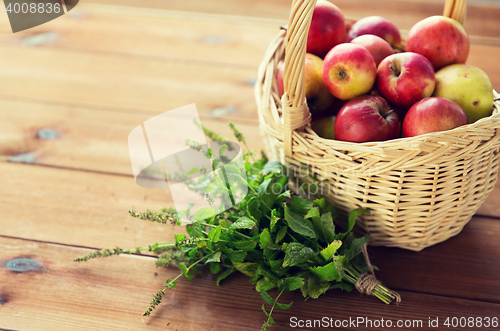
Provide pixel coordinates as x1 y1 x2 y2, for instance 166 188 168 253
433 64 494 123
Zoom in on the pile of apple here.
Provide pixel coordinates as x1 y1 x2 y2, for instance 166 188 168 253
277 0 495 143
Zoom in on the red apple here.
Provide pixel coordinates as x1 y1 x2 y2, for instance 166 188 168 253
402 97 468 137
277 60 284 97
377 52 435 110
334 95 401 143
307 0 346 58
350 34 395 66
323 43 376 100
346 16 401 48
406 15 469 71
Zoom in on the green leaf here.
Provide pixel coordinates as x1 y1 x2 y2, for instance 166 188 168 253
257 178 272 195
230 216 255 230
313 198 327 211
246 196 262 221
260 291 275 306
278 277 304 292
344 208 371 235
191 265 202 274
212 158 220 171
275 190 291 205
289 195 313 215
186 167 199 176
331 282 354 292
229 250 247 263
345 235 370 261
259 228 273 250
219 143 228 157
275 226 287 244
205 251 222 263
256 277 277 292
333 255 346 279
194 207 216 221
275 300 293 310
282 242 316 268
269 259 287 276
284 206 316 239
309 262 340 282
304 207 320 219
219 218 231 230
190 222 204 238
320 240 343 261
300 272 330 299
261 161 284 174
320 212 336 243
209 262 220 274
233 240 257 251
178 264 194 281
232 262 259 277
270 209 279 232
208 225 222 243
216 268 235 286
307 207 334 243
174 234 186 245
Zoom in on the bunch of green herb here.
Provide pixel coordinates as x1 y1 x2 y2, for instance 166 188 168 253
75 123 400 330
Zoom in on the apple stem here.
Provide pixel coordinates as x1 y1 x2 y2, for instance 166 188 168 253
389 62 401 77
338 68 347 80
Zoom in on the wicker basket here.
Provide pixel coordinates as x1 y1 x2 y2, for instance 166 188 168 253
255 0 500 251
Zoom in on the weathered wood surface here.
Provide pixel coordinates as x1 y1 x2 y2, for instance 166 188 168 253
1 236 499 331
1 0 500 330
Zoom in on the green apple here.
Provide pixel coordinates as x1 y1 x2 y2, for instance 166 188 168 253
311 115 336 139
433 64 494 123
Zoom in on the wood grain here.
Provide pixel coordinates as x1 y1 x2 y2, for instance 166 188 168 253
0 160 499 303
0 4 284 68
0 161 176 250
1 236 499 331
371 216 500 303
79 0 500 40
0 43 259 121
1 1 500 330
0 97 266 175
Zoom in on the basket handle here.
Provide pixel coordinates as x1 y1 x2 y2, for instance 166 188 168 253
281 0 467 158
444 0 467 24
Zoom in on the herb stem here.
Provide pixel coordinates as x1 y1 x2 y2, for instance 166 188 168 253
343 266 397 305
167 251 220 287
266 288 286 328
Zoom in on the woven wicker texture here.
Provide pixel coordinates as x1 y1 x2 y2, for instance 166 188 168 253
255 0 500 251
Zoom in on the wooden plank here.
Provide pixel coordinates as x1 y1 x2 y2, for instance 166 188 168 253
0 161 499 303
0 97 266 176
0 43 259 121
477 184 500 218
371 216 500 303
0 4 285 68
77 0 500 39
1 236 500 331
0 161 177 250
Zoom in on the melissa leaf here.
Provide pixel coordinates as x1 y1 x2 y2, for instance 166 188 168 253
284 206 316 239
282 243 316 268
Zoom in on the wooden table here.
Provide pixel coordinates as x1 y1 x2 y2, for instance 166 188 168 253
1 0 499 330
